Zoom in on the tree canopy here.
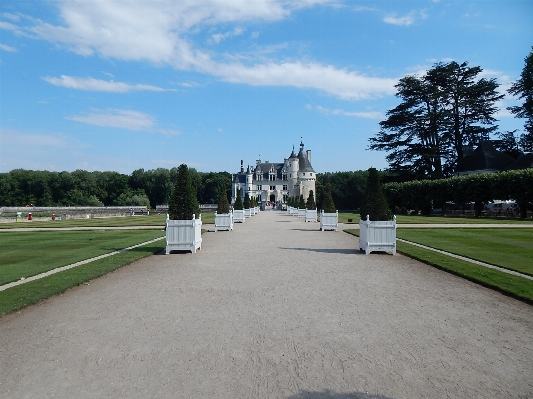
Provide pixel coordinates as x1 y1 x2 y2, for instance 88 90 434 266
370 61 504 179
168 164 200 220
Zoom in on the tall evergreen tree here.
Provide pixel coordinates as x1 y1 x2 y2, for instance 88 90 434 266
234 188 243 210
168 164 200 220
298 194 305 209
322 183 336 213
243 192 251 209
360 168 392 221
306 190 316 210
370 61 504 178
508 46 533 152
216 186 230 214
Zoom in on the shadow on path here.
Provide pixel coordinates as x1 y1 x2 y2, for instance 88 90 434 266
287 390 395 399
279 246 359 255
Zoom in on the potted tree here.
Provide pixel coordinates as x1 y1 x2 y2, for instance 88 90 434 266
359 167 396 255
233 188 245 223
214 187 233 232
305 190 317 222
320 183 338 231
243 192 251 218
166 164 202 254
290 196 299 215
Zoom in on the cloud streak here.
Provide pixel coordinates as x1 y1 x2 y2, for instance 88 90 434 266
311 105 383 119
66 108 181 135
43 75 175 93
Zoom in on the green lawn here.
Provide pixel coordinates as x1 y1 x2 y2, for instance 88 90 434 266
0 230 165 286
0 212 216 229
344 228 533 304
0 238 165 316
339 212 533 224
396 228 533 276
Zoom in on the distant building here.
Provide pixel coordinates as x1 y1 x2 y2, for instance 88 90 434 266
455 140 532 175
232 141 316 204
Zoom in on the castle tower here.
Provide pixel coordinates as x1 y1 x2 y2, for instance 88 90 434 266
286 145 299 199
245 165 253 195
296 141 316 201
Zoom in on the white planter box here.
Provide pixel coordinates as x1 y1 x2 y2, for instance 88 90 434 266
359 215 396 255
287 206 292 213
291 207 299 216
298 208 306 218
305 209 317 222
320 210 338 231
244 208 251 218
233 209 245 223
166 214 202 254
215 211 233 232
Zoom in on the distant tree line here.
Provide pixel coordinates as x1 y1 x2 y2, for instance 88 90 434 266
0 168 230 208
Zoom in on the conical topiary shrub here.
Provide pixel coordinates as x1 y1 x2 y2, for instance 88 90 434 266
243 192 251 209
360 167 392 221
216 187 230 214
322 183 336 213
298 194 306 209
234 188 243 210
306 190 316 210
168 164 200 220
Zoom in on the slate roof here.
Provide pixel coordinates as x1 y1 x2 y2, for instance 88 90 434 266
297 147 315 173
505 153 533 171
455 141 515 174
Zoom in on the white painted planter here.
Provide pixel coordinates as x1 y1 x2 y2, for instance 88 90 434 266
287 206 292 213
305 209 317 222
297 208 306 218
165 214 202 254
215 211 233 232
233 209 245 223
359 215 396 255
291 207 299 216
320 210 338 231
244 208 251 218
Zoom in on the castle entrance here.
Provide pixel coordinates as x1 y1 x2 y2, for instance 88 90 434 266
269 194 275 203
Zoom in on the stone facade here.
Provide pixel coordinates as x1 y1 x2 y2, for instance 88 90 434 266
232 142 316 205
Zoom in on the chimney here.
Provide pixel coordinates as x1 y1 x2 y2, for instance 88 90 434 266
306 149 311 163
256 159 261 165
240 160 244 173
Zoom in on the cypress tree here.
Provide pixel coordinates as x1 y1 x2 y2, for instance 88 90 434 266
360 167 393 220
306 190 316 210
322 183 336 213
234 188 243 210
243 192 251 209
168 164 200 220
216 186 230 214
298 194 306 209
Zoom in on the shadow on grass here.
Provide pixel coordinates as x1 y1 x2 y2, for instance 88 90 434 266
287 390 394 399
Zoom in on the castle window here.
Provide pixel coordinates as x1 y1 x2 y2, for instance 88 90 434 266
270 186 275 190
283 185 288 190
257 185 261 191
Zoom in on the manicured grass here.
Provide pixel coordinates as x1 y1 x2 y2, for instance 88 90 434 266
0 212 216 229
344 228 533 304
396 228 533 276
339 212 533 224
0 230 165 285
0 240 165 316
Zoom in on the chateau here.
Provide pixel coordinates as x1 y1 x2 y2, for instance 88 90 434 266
232 142 316 205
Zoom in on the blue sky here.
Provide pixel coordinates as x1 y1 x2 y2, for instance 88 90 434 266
1 0 532 175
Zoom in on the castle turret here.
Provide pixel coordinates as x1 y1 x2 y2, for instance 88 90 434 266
297 141 316 201
287 145 299 198
245 165 253 194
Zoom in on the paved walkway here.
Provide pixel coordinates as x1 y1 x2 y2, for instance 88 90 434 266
1 211 532 398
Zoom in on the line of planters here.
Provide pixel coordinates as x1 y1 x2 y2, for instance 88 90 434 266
165 164 260 254
286 168 396 255
383 169 533 218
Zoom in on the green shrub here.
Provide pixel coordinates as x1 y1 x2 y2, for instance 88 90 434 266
234 188 243 210
168 164 200 220
360 167 393 221
306 190 316 210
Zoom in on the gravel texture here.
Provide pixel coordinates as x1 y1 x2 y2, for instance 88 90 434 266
1 211 532 398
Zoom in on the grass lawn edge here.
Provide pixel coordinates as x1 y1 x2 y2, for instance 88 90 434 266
0 240 165 317
344 229 533 306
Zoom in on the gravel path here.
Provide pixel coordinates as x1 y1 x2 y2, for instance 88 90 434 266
1 211 532 398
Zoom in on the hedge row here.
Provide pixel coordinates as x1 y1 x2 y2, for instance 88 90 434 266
383 169 533 218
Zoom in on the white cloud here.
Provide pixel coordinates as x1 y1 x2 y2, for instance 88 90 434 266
211 27 245 44
42 75 175 93
66 108 181 135
0 43 16 52
0 21 18 30
312 105 383 119
3 13 21 21
383 11 418 26
22 0 398 101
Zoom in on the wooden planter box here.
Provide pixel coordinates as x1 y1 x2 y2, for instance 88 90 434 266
305 209 317 222
166 214 202 254
233 209 245 223
297 208 306 218
291 207 299 216
359 215 396 255
244 208 251 218
214 211 233 232
320 210 338 231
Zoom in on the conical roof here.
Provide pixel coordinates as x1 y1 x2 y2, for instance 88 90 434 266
455 141 515 174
